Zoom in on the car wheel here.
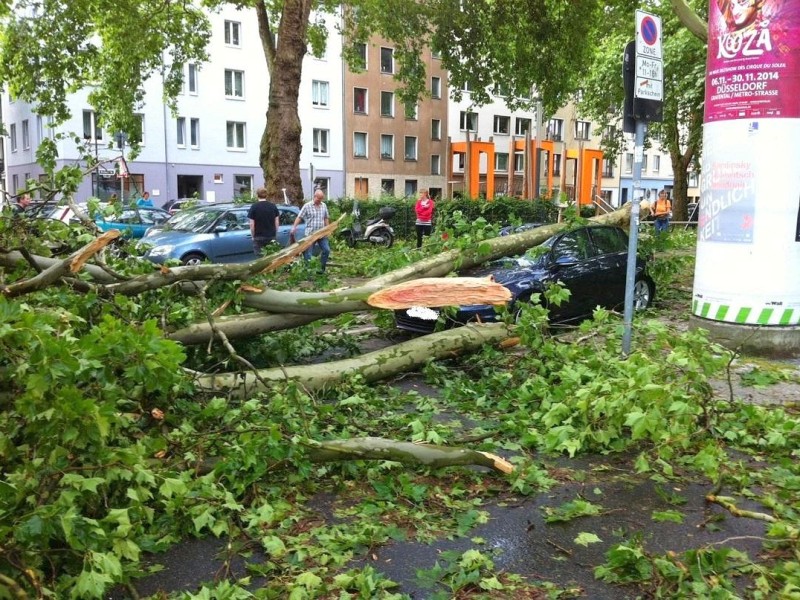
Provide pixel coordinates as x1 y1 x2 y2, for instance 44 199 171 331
343 231 356 248
633 277 655 310
181 252 207 266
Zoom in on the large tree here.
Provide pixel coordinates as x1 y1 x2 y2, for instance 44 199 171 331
577 0 707 221
0 0 603 201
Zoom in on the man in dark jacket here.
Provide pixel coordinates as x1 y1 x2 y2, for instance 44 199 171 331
247 187 280 256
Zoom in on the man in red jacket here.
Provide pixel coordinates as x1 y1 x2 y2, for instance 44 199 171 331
414 189 435 248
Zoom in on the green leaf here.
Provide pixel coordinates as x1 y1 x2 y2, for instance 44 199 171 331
574 532 602 547
651 510 685 523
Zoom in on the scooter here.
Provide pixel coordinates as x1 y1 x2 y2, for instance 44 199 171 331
340 200 395 248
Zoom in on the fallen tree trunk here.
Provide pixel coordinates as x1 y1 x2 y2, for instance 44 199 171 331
170 205 633 343
307 437 514 474
194 321 514 396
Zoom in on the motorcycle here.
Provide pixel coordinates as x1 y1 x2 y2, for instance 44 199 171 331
340 200 395 248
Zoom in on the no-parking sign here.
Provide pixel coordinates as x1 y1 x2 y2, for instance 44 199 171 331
635 10 663 101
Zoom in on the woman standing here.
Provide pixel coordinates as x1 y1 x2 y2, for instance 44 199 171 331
414 189 435 249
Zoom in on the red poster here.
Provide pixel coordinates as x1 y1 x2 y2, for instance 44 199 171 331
705 0 800 122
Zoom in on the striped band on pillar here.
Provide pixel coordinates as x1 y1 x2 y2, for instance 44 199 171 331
692 300 800 326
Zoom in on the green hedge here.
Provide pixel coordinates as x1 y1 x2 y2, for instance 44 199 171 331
331 196 567 240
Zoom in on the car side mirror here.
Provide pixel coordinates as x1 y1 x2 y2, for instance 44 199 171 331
214 224 228 233
554 255 578 268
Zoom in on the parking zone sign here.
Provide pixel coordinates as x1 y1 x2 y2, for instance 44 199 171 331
635 11 663 102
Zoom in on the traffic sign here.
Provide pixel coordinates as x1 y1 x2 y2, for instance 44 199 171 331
636 11 662 60
97 168 116 177
635 10 663 102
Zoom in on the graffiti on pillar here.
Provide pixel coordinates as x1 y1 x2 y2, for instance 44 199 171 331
706 0 800 122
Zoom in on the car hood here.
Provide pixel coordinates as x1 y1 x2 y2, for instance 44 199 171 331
139 229 201 247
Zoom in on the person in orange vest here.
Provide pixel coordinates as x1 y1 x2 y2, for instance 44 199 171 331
650 189 672 234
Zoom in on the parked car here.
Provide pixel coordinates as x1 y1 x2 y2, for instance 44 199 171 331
395 225 655 334
138 202 305 265
95 206 171 239
162 198 200 215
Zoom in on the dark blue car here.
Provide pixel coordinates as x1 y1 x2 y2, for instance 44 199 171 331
395 225 655 333
138 203 305 265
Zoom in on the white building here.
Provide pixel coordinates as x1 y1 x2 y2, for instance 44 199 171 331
1 7 346 206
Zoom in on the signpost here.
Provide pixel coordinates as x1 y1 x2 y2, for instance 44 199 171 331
622 10 664 356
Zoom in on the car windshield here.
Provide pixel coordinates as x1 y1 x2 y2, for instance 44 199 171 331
517 238 555 266
163 209 222 232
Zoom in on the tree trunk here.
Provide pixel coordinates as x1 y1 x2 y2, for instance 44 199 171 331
308 437 514 474
195 322 513 396
261 0 312 202
168 204 633 344
669 0 708 42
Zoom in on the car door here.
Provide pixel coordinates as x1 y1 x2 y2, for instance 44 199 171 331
586 226 630 309
276 206 302 246
543 228 599 320
208 208 254 262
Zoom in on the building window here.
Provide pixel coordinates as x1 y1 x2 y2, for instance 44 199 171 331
514 153 524 173
603 125 616 142
653 155 660 173
354 42 367 70
553 153 562 176
312 128 329 155
548 118 564 141
226 121 246 149
381 179 395 195
431 154 441 175
36 116 43 143
575 120 591 140
642 155 648 172
431 119 441 141
9 124 16 152
12 174 18 193
624 152 634 173
177 117 186 146
431 76 441 99
404 136 418 161
380 134 394 159
494 115 510 135
224 69 244 98
312 80 329 107
353 87 367 113
234 175 252 198
495 152 509 172
405 180 418 197
462 81 474 92
515 118 531 136
380 91 394 117
404 102 418 120
380 47 394 73
82 110 102 141
459 111 477 132
190 118 200 148
21 120 29 150
353 132 367 158
224 20 241 46
688 171 699 187
188 63 198 94
602 159 615 178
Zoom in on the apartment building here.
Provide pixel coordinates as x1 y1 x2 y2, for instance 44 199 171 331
343 41 448 200
447 94 608 206
617 133 675 206
2 7 345 206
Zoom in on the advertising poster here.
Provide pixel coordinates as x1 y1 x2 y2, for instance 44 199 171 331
705 0 800 122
